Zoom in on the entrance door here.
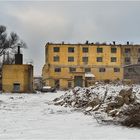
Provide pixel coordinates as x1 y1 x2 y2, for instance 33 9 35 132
13 83 20 92
74 76 83 87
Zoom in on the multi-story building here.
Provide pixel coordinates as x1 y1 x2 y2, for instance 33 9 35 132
42 42 140 89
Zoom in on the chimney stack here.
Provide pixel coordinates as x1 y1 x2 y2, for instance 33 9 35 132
127 41 129 45
113 41 115 45
15 46 23 64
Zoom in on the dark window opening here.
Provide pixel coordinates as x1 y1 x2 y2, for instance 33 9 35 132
53 47 60 52
97 57 103 62
54 68 61 72
97 48 103 53
68 47 74 53
99 68 106 72
82 47 88 53
68 57 74 62
111 48 117 53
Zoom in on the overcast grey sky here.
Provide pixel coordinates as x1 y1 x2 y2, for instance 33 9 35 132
1 1 140 75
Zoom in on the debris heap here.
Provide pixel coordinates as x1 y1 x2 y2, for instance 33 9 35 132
53 84 140 127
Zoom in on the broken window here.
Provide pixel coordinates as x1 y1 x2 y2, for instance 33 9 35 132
53 56 59 62
82 57 88 62
114 68 120 72
68 57 74 62
97 57 103 62
82 47 88 53
53 47 60 52
69 67 76 72
97 48 103 53
54 67 61 72
111 57 117 62
85 68 91 73
99 68 106 72
125 48 131 53
68 47 74 53
111 47 117 53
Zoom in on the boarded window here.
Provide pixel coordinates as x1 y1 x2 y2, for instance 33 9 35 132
68 57 74 62
53 47 59 52
111 57 117 62
68 47 74 53
97 57 103 62
99 68 106 72
97 48 103 53
82 47 88 53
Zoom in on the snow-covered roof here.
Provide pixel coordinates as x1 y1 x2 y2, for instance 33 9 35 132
85 73 95 78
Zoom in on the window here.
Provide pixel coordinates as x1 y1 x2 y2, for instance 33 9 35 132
111 57 117 62
99 68 106 72
138 58 140 63
53 56 59 62
69 67 76 72
125 48 131 53
53 47 59 52
97 48 103 53
97 57 103 62
125 57 131 64
111 48 117 53
68 81 72 88
85 68 91 73
54 67 61 72
114 68 120 72
82 47 88 53
68 47 74 53
138 48 140 53
82 57 88 62
128 68 134 72
68 57 74 62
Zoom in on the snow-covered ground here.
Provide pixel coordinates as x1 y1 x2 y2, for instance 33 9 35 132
0 91 140 140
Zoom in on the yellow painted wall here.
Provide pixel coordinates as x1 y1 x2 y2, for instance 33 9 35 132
42 43 140 88
2 64 33 93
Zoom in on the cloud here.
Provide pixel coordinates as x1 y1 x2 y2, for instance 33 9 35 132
1 1 140 75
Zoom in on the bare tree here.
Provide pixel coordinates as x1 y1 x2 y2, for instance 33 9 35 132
0 25 27 68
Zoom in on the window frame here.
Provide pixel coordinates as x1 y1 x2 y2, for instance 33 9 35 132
82 57 88 62
114 67 120 72
53 56 59 62
99 68 106 72
54 67 61 72
97 48 103 53
82 47 88 53
53 47 60 52
111 47 117 53
68 56 74 62
68 47 75 53
111 57 117 62
97 57 103 62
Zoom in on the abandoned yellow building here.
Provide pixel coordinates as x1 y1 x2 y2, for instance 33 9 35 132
42 42 140 88
2 46 33 93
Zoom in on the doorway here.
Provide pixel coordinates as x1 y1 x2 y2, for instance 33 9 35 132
74 76 83 87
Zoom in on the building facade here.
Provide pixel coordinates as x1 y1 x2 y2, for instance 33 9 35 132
2 46 34 93
42 42 140 89
2 64 33 93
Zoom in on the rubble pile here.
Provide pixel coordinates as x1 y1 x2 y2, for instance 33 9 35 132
53 84 140 127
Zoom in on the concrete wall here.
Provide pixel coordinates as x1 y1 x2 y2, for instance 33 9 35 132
42 43 140 88
2 64 33 93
